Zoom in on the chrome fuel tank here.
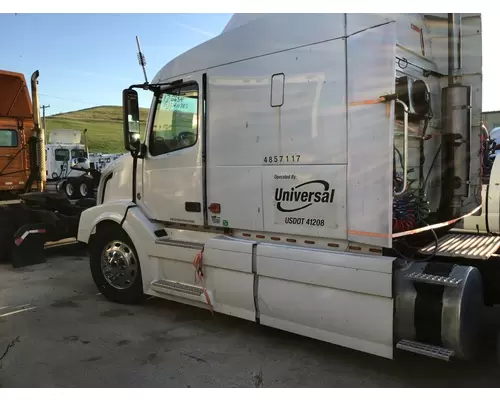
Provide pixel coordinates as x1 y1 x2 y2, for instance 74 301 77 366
395 260 484 360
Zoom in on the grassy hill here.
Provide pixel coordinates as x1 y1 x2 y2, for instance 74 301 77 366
46 106 150 153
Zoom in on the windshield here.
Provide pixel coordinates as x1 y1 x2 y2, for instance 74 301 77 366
55 148 70 161
0 129 18 147
71 148 87 159
490 127 500 155
491 127 500 142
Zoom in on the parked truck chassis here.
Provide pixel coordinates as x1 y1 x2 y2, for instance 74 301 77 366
0 70 93 264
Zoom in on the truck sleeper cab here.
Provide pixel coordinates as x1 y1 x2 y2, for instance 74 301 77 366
0 70 37 197
78 13 492 362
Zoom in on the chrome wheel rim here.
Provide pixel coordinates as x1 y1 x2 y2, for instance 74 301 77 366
66 183 73 196
101 240 138 290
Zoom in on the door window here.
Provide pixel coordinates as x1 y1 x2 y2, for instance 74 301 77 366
0 129 18 147
149 83 199 157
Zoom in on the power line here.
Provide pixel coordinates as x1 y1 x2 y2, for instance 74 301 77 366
39 93 99 106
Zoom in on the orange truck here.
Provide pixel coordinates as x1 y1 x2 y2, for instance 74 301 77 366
0 70 95 265
0 70 45 197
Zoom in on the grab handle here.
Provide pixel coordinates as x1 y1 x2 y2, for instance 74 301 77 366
394 99 409 196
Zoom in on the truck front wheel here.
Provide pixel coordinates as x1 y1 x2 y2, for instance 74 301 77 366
89 224 146 304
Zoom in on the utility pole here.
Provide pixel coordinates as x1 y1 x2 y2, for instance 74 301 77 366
41 104 50 132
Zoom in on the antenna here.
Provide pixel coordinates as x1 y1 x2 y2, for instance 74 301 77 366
136 36 149 84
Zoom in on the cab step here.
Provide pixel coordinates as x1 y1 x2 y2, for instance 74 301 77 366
396 339 454 361
404 271 462 287
151 279 211 303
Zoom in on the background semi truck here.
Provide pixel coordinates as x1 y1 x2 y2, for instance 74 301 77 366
76 12 500 363
45 129 124 200
0 70 45 200
0 69 94 263
45 128 93 199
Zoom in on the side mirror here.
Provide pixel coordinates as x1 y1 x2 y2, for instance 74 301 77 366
123 89 141 152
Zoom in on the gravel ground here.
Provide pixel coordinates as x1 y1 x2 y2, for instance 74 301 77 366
1 249 500 388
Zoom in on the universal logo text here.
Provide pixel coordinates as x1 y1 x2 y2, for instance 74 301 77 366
274 180 335 212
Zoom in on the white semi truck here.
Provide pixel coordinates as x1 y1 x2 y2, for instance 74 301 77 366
46 131 123 200
46 129 89 181
77 13 494 362
45 128 94 199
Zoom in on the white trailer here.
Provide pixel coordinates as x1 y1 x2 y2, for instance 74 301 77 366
88 153 124 172
77 13 493 362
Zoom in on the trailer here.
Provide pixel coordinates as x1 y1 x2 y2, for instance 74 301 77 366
88 153 124 171
77 13 497 362
0 69 94 264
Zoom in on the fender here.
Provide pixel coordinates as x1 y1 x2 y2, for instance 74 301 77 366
78 201 167 293
77 200 135 244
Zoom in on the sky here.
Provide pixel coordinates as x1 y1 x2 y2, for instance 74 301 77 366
1 13 498 116
0 13 232 115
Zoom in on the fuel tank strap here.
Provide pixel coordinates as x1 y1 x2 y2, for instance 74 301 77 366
413 262 454 346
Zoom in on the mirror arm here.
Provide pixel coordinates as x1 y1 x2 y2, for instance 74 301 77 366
128 81 182 95
129 144 147 160
132 152 138 204
129 83 149 90
128 83 163 94
137 143 147 159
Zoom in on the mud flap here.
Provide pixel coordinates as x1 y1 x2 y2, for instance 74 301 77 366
11 223 48 268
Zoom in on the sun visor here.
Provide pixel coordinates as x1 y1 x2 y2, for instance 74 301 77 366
0 70 33 119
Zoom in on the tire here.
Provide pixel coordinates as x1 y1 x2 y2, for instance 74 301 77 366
56 180 64 194
79 180 89 198
64 181 79 200
89 224 145 304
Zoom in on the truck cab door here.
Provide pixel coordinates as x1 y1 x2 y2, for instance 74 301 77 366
139 73 205 225
0 128 27 189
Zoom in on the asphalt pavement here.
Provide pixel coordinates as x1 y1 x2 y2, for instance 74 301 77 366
1 250 500 388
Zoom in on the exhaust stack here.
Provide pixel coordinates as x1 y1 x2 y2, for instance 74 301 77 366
30 70 46 192
439 13 471 220
83 128 89 156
